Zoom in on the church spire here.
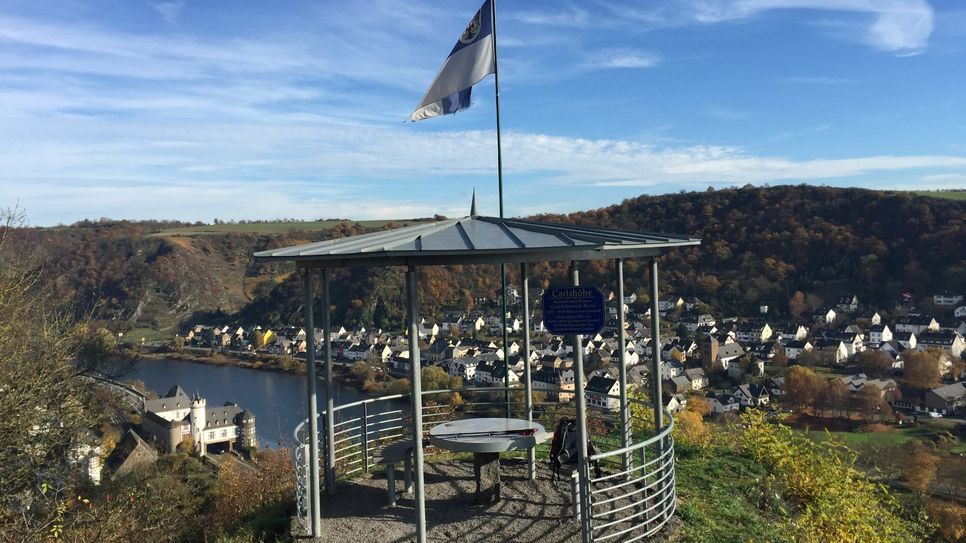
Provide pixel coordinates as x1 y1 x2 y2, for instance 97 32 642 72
470 188 478 217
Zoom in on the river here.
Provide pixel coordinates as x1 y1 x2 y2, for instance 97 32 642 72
126 358 397 448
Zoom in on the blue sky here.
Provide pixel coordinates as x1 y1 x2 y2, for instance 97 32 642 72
2 0 965 226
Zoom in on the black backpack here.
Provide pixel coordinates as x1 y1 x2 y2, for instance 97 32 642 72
548 417 602 483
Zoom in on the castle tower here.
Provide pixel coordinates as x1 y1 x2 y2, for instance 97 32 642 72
238 410 257 451
189 394 206 454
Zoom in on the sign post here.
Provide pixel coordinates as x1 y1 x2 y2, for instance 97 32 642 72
542 285 605 336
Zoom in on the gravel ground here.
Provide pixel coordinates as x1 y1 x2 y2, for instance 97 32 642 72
293 458 679 543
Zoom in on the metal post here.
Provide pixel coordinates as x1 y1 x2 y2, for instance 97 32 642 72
322 269 336 495
502 263 511 417
406 266 427 543
649 258 663 436
570 263 592 543
520 262 535 479
615 259 631 474
301 269 322 537
362 402 370 474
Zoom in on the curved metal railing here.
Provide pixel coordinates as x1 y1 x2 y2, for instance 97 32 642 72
293 386 675 542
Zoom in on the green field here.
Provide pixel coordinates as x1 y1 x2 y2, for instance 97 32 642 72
805 420 964 453
912 190 966 201
152 219 429 236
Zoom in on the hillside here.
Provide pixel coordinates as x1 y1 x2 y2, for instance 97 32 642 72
14 185 966 333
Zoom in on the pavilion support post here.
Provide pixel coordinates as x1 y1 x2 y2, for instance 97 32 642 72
615 259 631 475
649 258 664 440
322 269 336 495
569 262 592 543
520 262 535 480
502 263 511 417
406 266 427 543
301 269 322 537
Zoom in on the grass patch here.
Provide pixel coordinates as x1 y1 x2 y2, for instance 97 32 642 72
911 190 966 201
674 444 789 542
123 327 171 343
152 219 429 236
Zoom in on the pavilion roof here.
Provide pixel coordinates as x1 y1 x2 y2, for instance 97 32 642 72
254 215 699 267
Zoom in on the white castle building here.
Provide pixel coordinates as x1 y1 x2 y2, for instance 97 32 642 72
141 386 256 454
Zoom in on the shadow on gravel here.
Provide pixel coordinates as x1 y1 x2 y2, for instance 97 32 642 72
312 458 581 542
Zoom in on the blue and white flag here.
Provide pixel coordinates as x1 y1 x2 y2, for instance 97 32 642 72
410 0 495 122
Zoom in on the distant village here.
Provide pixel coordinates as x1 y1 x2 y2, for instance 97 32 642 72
178 289 966 420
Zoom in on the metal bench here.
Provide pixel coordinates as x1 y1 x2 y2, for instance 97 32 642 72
375 439 415 507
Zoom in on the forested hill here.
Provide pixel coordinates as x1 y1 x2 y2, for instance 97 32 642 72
536 185 965 313
14 185 966 333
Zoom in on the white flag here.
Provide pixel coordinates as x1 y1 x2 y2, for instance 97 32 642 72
410 0 495 122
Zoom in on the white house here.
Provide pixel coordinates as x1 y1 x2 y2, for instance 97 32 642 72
837 295 859 312
869 324 893 344
783 339 813 361
707 392 740 414
934 293 964 306
734 383 770 407
895 315 939 335
586 376 621 411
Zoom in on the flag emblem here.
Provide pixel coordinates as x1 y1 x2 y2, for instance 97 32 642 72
460 12 482 44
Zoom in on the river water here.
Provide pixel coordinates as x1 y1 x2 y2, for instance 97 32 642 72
126 358 392 448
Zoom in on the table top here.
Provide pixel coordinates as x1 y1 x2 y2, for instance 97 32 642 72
428 417 548 454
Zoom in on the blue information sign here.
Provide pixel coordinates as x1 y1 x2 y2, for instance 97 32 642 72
542 285 605 335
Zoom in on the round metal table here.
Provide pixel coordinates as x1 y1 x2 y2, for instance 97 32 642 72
428 417 547 504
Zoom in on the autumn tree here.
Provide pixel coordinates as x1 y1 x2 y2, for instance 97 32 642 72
738 410 925 542
771 347 788 368
925 499 966 542
784 366 823 412
674 410 711 446
901 442 940 493
855 350 893 378
854 385 888 423
0 208 129 539
788 291 807 319
817 379 849 418
903 350 943 389
685 394 711 417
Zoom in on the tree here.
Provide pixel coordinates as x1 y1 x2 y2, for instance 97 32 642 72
0 208 126 538
903 350 942 389
788 291 807 319
685 395 711 417
854 385 887 423
784 366 822 412
925 499 966 542
856 350 892 378
351 361 372 382
902 443 940 493
738 410 926 542
818 379 849 418
771 347 788 368
673 410 711 446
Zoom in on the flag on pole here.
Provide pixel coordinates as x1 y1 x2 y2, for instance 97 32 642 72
410 0 495 122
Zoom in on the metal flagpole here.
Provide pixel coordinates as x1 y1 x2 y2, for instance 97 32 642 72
491 0 511 416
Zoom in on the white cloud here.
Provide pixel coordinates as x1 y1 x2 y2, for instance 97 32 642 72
592 50 660 69
152 1 186 24
602 0 934 54
511 6 592 28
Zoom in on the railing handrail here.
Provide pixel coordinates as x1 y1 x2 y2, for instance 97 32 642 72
293 385 671 443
